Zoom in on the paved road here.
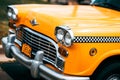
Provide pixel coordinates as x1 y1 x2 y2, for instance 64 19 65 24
0 48 43 80
0 61 39 80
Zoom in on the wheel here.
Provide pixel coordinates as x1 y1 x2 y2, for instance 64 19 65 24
91 61 120 80
106 74 120 80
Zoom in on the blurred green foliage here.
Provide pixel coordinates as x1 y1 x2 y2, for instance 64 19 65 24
0 0 49 20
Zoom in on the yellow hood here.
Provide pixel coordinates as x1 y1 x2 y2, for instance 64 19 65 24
15 4 120 37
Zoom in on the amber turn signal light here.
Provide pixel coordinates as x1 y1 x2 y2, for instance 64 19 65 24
58 47 68 57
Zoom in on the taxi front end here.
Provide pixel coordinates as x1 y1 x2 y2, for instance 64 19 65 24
2 4 90 80
2 1 120 80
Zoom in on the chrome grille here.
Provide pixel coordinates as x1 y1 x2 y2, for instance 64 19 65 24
16 27 23 42
16 27 57 64
57 57 64 71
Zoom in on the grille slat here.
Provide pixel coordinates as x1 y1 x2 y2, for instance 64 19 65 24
44 54 56 61
43 57 55 64
16 29 23 41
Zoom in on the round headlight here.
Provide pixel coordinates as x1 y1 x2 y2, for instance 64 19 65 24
64 32 72 47
12 14 17 20
56 29 64 41
55 26 74 47
7 9 13 19
7 6 18 21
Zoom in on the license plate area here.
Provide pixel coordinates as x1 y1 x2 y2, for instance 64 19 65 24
22 43 32 57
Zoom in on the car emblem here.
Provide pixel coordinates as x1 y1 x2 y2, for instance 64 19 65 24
30 18 39 26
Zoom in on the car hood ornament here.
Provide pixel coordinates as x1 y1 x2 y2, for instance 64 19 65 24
30 18 39 26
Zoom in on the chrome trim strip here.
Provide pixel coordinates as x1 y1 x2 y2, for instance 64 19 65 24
14 39 22 46
39 65 90 80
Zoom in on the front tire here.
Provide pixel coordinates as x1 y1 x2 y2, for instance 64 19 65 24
91 61 120 80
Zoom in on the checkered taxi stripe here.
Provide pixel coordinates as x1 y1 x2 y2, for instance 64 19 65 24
73 36 120 43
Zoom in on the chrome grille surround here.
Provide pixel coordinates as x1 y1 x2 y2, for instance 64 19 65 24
15 27 64 71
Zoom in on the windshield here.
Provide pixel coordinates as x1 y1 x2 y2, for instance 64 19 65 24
91 0 120 10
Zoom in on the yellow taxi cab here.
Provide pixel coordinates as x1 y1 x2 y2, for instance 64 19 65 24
2 0 120 80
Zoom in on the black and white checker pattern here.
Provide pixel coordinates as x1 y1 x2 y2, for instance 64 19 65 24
74 36 120 43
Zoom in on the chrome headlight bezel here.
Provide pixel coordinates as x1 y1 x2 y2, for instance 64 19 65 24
7 5 18 21
55 26 74 47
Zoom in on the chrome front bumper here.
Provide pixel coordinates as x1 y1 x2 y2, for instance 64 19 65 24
2 35 90 80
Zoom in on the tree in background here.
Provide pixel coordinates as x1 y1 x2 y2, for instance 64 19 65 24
47 0 50 2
